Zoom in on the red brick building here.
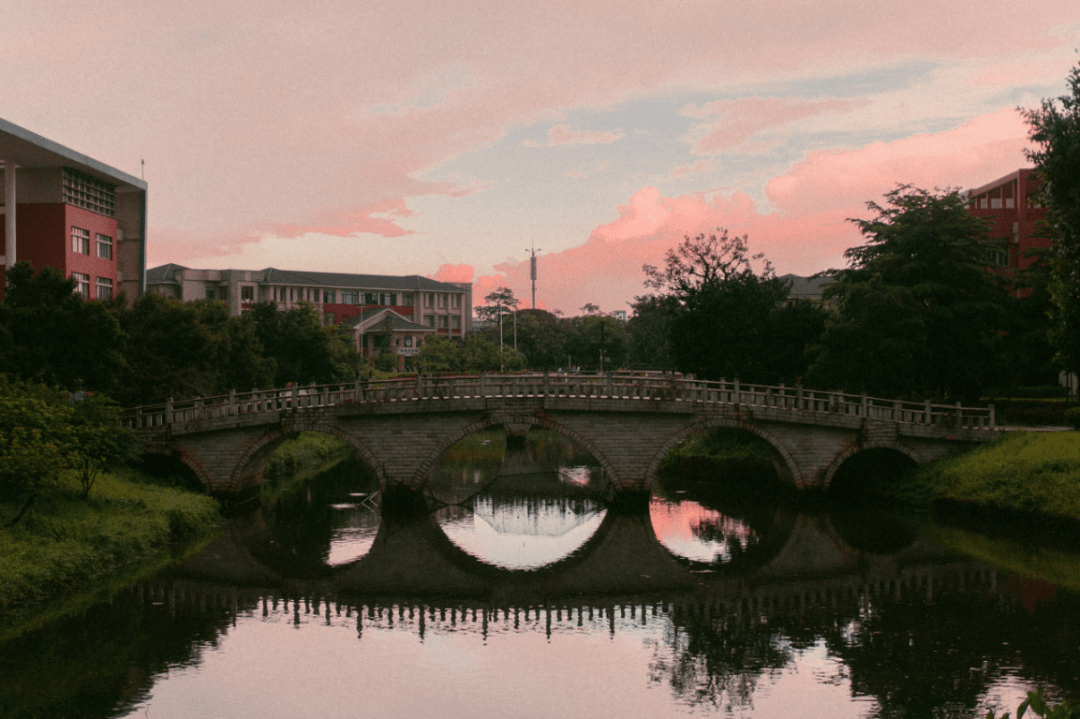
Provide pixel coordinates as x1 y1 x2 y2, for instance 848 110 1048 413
0 118 147 302
966 168 1048 283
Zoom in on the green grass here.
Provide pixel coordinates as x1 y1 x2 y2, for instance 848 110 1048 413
261 432 356 504
899 431 1080 521
0 470 220 617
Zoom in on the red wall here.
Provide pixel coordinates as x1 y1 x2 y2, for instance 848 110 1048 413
65 205 118 295
0 203 118 299
324 303 417 325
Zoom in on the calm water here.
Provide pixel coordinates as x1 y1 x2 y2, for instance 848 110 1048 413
2 430 1079 719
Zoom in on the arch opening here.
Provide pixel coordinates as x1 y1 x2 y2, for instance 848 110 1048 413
826 447 919 553
649 428 794 571
427 427 609 571
258 431 382 569
134 451 204 493
827 447 919 502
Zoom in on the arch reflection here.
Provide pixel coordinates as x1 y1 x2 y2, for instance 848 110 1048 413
260 436 382 570
426 428 610 570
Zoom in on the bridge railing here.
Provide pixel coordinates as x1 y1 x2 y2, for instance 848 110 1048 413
122 372 995 431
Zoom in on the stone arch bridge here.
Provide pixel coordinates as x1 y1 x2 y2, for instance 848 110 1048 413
123 373 998 497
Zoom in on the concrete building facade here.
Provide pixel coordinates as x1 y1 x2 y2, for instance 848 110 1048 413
0 118 148 302
146 264 473 339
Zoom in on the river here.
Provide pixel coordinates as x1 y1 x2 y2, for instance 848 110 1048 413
2 429 1078 718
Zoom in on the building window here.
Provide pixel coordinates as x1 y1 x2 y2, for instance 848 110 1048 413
96 277 113 299
323 290 335 303
451 315 461 329
206 287 217 300
62 167 116 217
402 293 413 306
72 272 89 298
424 293 432 307
404 336 413 348
989 248 1009 267
96 233 113 260
289 287 295 302
72 227 90 254
341 290 359 304
439 315 449 328
426 316 436 327
241 286 254 301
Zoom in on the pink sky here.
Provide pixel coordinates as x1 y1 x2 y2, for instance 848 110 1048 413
4 0 1078 313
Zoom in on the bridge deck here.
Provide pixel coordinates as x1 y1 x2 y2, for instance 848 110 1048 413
123 372 996 433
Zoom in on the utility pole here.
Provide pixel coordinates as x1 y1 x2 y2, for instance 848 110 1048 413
526 243 541 309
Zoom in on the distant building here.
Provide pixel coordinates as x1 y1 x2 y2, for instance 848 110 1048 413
779 273 834 303
346 307 437 367
145 264 472 340
966 169 1049 291
0 117 148 302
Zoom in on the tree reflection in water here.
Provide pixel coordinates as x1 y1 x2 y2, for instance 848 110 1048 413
649 612 793 711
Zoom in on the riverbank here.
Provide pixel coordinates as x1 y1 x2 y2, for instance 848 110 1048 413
890 431 1080 524
0 469 221 625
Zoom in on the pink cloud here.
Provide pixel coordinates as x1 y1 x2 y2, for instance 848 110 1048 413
764 107 1031 216
270 198 417 240
429 263 475 283
524 125 625 147
473 108 1035 313
683 97 866 154
670 159 717 178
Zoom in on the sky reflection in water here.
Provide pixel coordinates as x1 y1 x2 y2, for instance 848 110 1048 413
5 430 1079 719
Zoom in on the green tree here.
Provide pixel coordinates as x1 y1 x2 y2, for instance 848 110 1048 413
0 261 126 395
508 309 565 369
415 335 461 373
251 302 356 386
120 293 232 403
69 393 135 499
807 185 1005 400
564 314 628 371
641 230 807 382
0 377 78 525
1022 59 1080 378
627 294 679 369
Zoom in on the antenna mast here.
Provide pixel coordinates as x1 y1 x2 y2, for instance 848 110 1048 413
526 243 541 309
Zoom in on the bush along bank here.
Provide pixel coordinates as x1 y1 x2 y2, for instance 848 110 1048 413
889 431 1080 542
0 468 220 619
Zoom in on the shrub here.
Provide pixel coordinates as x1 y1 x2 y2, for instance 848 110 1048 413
1065 407 1080 430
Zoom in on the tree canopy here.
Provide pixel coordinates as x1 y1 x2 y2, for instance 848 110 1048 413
807 185 1005 400
637 230 820 383
1022 58 1080 376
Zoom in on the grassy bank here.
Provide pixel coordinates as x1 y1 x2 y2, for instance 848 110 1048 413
0 469 220 618
261 431 356 504
890 431 1080 523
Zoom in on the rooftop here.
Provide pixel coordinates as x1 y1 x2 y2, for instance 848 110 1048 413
0 117 146 192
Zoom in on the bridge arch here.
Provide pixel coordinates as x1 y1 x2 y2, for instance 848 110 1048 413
138 440 213 490
410 411 621 492
643 418 804 491
821 441 920 492
227 418 380 494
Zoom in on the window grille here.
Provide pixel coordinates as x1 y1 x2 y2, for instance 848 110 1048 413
63 168 116 217
96 277 113 299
